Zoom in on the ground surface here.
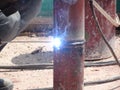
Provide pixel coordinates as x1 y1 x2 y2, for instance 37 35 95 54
0 35 119 90
0 17 119 90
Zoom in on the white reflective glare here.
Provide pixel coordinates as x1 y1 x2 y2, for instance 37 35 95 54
52 37 61 49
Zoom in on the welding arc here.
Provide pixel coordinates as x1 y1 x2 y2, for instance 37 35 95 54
89 0 120 67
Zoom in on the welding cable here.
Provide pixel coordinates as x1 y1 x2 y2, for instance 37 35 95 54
84 76 120 86
89 0 120 67
0 65 119 87
0 63 53 70
85 61 118 67
0 63 119 86
28 76 120 88
0 60 118 70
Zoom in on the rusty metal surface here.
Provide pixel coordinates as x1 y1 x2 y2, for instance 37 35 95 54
54 45 84 90
54 0 84 41
85 0 116 60
54 0 84 90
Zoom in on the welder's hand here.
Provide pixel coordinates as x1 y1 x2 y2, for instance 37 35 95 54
0 0 18 16
0 11 20 51
0 0 42 51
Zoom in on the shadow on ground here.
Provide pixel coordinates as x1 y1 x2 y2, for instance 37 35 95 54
12 50 53 65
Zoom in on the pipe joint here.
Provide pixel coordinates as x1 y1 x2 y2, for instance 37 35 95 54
59 40 85 49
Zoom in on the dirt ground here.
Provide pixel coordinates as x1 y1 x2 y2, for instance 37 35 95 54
0 17 119 90
0 36 53 90
0 35 119 90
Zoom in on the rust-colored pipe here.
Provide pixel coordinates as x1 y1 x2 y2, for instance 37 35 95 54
54 0 85 90
85 0 116 60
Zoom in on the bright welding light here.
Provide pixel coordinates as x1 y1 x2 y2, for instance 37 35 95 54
52 37 61 49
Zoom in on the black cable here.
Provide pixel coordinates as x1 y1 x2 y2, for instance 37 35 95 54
0 62 119 87
28 76 120 88
89 0 120 67
84 76 120 86
0 60 118 70
0 63 53 70
85 61 117 67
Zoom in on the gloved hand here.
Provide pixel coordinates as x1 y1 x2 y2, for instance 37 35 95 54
0 0 18 16
0 11 20 51
0 0 42 51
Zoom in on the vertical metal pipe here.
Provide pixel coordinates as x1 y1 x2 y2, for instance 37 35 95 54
54 0 85 90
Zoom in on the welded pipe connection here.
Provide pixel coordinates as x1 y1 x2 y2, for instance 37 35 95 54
54 0 85 90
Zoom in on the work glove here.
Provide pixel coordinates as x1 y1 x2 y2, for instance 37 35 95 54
0 0 42 51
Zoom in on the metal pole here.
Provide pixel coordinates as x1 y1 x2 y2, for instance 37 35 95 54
54 0 85 90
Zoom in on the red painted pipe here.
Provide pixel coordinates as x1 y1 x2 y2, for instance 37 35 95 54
85 0 116 60
54 0 84 90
